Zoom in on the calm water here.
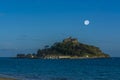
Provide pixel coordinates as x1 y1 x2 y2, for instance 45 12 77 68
0 58 120 80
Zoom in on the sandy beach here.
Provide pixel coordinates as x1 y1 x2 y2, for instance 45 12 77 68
0 77 17 80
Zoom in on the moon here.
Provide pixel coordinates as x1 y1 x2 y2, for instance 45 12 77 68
84 20 90 25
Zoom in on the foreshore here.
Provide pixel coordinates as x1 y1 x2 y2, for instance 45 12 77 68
0 77 17 80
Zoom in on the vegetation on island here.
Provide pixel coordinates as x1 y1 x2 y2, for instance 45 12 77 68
17 37 110 59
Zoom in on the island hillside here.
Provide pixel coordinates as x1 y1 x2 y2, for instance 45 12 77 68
17 37 110 59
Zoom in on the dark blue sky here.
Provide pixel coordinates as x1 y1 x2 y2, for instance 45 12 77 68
0 0 120 57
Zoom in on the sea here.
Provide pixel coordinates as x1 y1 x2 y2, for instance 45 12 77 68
0 57 120 80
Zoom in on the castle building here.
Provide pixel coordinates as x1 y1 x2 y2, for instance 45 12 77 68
63 37 78 44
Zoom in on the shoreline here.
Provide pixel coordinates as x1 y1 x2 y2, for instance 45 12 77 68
0 74 18 80
15 56 110 59
0 77 17 80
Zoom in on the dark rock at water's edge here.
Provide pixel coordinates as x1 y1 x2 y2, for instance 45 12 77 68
17 37 110 59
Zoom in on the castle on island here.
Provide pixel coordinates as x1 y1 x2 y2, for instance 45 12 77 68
63 37 78 44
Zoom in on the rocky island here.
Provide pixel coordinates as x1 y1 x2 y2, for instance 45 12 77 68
17 37 110 59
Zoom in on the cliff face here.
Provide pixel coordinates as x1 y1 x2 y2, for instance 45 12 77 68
36 37 110 59
17 37 110 59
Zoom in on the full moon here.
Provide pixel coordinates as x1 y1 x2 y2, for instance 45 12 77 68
84 20 90 25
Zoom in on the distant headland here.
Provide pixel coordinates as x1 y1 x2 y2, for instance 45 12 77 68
17 37 110 59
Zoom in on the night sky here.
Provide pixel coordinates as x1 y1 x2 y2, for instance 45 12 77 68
0 0 120 57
